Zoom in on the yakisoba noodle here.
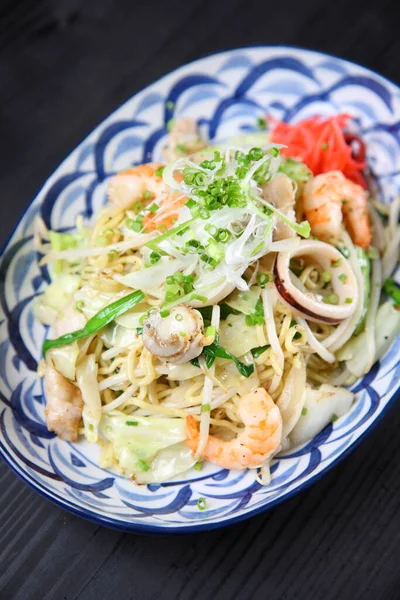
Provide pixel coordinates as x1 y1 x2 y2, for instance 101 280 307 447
35 115 400 486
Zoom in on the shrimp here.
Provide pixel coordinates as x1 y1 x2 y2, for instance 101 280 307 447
303 170 371 248
163 117 206 162
107 163 166 210
185 387 282 469
263 173 296 240
108 162 187 231
44 363 83 441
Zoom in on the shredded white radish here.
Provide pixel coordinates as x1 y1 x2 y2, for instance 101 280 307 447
262 287 284 393
40 236 153 265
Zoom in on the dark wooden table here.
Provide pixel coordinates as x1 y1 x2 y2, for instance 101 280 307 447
1 1 400 599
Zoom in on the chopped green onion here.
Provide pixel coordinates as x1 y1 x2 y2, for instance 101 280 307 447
323 293 339 305
270 147 279 157
154 166 165 177
257 117 267 130
167 119 175 132
194 461 203 471
321 142 329 150
201 403 211 413
143 190 152 200
331 413 339 422
301 407 308 416
150 251 161 264
321 270 332 283
176 143 187 153
175 313 183 322
166 100 175 109
345 297 353 304
331 258 342 268
338 273 348 283
137 459 150 471
125 421 139 426
197 497 207 510
180 331 187 337
126 219 142 232
148 202 158 213
248 147 264 161
160 309 170 318
256 272 271 288
205 326 216 337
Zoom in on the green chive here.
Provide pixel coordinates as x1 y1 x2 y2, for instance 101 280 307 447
201 403 211 413
180 331 187 337
143 190 152 200
301 407 308 416
160 309 170 318
321 270 332 283
256 272 270 288
323 293 339 305
137 459 150 471
150 251 161 264
270 147 279 157
126 219 142 232
338 273 348 283
175 313 183 322
345 297 353 304
194 461 203 471
331 413 339 422
176 143 187 153
205 326 216 337
154 166 165 177
257 117 267 130
125 421 139 426
148 203 158 213
197 497 207 510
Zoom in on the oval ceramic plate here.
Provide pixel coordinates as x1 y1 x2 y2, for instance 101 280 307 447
1 47 399 533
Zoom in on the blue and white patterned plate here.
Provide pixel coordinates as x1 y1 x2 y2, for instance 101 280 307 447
1 47 399 533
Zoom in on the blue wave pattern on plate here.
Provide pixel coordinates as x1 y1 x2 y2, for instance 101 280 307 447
0 47 399 532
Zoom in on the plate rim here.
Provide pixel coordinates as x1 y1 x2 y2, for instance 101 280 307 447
1 44 399 534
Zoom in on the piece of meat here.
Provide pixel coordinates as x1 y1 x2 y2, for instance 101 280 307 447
44 364 83 441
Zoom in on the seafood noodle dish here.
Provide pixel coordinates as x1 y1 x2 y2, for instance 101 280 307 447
34 114 400 485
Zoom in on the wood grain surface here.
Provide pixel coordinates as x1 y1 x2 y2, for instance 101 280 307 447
1 1 399 598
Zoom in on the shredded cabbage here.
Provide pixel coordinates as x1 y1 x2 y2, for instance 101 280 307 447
101 411 193 483
218 313 267 356
290 384 354 447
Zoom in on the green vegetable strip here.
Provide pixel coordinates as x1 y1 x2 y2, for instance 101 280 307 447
192 339 254 378
42 290 145 355
384 278 400 305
